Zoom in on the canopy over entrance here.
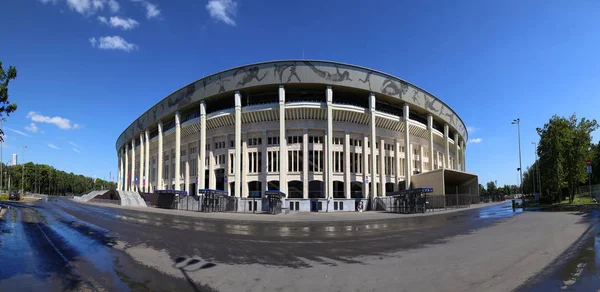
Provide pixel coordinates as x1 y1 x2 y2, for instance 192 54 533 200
411 169 478 196
265 190 286 215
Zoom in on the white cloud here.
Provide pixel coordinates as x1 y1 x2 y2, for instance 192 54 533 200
6 127 30 137
42 0 120 14
72 148 81 153
132 0 161 19
26 111 80 130
206 0 237 26
66 0 104 15
25 123 39 133
89 36 138 52
98 16 139 30
68 141 80 148
466 126 477 134
108 0 120 12
48 144 60 150
468 138 482 144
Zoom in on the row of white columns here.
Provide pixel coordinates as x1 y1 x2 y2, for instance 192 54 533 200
116 86 466 196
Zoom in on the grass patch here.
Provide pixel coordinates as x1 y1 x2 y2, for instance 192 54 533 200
559 196 596 205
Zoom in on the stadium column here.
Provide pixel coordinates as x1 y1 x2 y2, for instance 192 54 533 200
157 121 163 190
121 148 126 190
175 112 181 191
363 135 369 199
326 86 333 199
242 134 249 198
145 129 150 192
278 86 287 195
344 132 351 198
454 133 459 170
302 129 309 199
124 148 128 191
379 137 385 196
427 115 434 172
131 139 135 191
369 93 377 198
403 104 411 189
199 102 206 190
461 141 466 171
235 91 242 197
261 131 268 196
209 138 215 189
185 143 190 194
395 139 401 191
444 124 450 169
420 145 425 173
117 150 122 191
139 133 144 193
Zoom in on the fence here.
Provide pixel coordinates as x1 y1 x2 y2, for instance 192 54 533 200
89 198 121 205
425 194 473 211
177 195 237 212
579 184 600 201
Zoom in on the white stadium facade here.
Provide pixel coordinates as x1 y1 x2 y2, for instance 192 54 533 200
115 60 478 212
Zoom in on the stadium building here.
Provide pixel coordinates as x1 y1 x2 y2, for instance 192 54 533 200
115 60 478 212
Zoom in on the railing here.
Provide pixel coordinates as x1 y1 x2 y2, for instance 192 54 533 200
90 198 121 205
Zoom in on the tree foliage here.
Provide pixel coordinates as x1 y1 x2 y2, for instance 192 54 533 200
486 181 497 194
0 61 18 141
2 162 115 195
536 114 598 203
479 184 487 196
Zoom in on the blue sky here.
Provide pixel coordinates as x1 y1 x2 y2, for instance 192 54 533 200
2 0 600 186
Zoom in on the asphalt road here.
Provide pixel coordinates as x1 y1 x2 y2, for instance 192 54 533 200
0 198 522 291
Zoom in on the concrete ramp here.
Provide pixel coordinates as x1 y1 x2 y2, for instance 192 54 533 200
117 191 147 207
74 190 109 202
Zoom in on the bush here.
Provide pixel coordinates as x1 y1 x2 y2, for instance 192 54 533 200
0 193 8 201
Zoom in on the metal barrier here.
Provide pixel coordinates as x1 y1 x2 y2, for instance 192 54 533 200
177 195 237 212
89 198 121 205
425 194 473 211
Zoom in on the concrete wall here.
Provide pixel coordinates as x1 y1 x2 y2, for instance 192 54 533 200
411 169 445 195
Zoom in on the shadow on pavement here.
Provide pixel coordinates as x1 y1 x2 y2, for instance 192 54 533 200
173 257 217 292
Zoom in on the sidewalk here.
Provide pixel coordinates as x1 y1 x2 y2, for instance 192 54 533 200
80 199 509 222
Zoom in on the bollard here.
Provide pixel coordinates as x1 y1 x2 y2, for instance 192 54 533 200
512 199 516 211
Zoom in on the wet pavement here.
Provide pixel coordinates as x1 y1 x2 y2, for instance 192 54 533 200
516 209 600 291
0 198 521 291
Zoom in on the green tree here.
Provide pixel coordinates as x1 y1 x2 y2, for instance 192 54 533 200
536 114 598 203
563 115 598 202
537 115 571 202
0 61 18 141
486 181 497 194
479 184 487 196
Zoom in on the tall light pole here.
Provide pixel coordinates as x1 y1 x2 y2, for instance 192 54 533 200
0 118 5 192
21 145 27 194
512 118 523 198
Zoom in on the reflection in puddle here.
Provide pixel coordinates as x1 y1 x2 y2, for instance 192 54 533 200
478 202 522 219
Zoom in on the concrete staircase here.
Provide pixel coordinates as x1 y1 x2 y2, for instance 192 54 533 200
117 191 147 207
74 190 108 202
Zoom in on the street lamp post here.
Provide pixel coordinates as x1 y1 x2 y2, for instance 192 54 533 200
21 145 27 194
512 118 523 198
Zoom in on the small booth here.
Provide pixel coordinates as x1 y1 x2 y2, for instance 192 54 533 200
155 190 188 209
388 188 433 214
264 190 286 215
198 189 232 213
